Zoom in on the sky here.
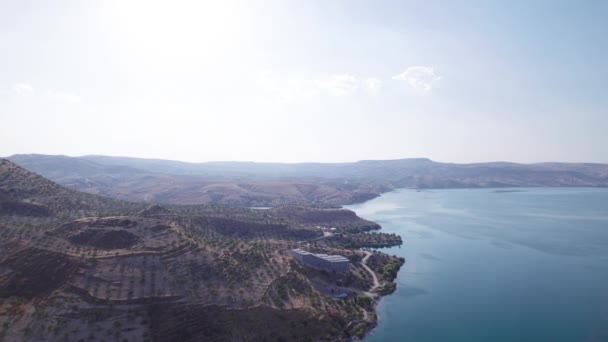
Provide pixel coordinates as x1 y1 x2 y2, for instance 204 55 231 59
1 0 607 164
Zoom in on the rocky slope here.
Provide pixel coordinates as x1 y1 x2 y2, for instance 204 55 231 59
0 159 401 341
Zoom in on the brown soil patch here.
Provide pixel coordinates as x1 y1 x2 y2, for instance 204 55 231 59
68 229 139 249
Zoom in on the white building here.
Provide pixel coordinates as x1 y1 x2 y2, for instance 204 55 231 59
290 248 349 273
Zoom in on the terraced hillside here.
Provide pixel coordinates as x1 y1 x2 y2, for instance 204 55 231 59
0 159 403 341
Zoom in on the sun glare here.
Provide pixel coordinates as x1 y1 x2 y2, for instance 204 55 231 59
104 0 251 63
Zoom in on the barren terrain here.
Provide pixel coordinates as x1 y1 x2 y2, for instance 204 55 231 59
8 154 608 208
0 159 402 341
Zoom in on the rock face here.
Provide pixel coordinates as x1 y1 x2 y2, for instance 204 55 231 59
0 159 399 341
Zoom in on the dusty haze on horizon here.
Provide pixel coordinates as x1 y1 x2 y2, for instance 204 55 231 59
1 1 607 164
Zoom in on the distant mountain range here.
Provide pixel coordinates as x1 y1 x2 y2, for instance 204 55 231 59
7 154 608 206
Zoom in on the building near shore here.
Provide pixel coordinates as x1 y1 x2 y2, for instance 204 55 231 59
290 248 350 273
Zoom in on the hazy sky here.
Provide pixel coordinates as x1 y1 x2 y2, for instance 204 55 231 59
1 0 607 163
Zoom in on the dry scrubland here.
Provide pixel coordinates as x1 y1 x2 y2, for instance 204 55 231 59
0 159 403 341
9 154 608 209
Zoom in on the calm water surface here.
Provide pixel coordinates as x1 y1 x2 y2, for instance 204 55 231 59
346 188 608 342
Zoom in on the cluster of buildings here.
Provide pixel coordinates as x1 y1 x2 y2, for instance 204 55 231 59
315 226 337 232
290 248 350 273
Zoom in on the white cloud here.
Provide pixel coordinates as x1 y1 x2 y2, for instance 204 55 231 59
364 77 382 94
315 74 359 96
256 72 382 104
392 66 441 93
10 84 84 104
46 90 83 103
11 83 34 95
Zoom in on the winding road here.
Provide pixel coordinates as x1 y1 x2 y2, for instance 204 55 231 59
361 251 380 291
298 231 333 244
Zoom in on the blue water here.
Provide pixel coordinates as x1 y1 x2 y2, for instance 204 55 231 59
346 188 608 342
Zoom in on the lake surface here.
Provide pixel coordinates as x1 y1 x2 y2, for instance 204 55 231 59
346 188 608 342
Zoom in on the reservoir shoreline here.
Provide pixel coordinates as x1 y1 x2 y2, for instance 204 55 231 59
346 187 608 342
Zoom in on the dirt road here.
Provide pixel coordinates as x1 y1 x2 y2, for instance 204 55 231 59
361 251 380 291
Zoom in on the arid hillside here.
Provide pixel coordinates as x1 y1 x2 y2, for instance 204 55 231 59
7 154 383 207
0 159 402 341
7 154 608 207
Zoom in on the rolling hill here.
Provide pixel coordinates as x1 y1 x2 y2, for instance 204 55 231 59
0 158 402 341
7 154 608 207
